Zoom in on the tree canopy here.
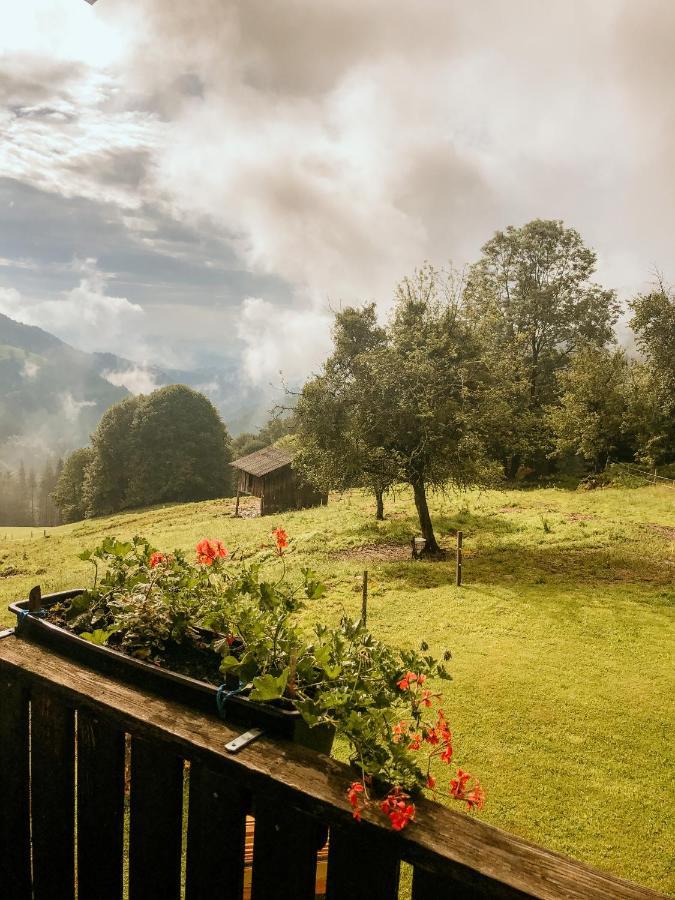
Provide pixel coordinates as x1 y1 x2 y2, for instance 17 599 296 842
54 385 232 520
465 219 620 474
297 266 491 550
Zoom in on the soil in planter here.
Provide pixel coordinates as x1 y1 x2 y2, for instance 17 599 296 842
44 603 225 686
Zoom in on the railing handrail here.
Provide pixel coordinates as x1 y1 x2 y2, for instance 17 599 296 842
0 634 666 900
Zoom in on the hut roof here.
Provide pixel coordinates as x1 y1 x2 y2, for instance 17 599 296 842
230 445 293 477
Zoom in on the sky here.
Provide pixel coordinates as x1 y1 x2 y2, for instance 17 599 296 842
1 0 673 399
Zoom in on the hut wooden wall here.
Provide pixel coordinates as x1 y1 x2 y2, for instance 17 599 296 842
237 466 326 515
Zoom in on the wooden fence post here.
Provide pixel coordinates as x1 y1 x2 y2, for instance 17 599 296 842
456 531 463 587
361 571 368 627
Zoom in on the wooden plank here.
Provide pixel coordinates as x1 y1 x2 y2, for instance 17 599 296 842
326 825 400 900
185 762 248 900
31 686 75 900
412 863 532 899
0 667 31 899
250 795 326 900
128 735 184 900
77 708 125 900
0 638 667 900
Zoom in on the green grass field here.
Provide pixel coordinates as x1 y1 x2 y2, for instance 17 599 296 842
1 484 673 893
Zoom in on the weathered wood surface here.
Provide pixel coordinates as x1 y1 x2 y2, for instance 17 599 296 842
31 687 75 900
251 796 325 899
186 763 248 900
129 736 184 900
0 666 31 899
326 825 401 899
0 635 667 900
77 709 125 900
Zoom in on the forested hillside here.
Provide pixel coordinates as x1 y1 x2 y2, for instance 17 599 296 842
0 313 128 469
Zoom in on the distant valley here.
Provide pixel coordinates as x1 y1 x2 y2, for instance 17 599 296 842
0 312 270 469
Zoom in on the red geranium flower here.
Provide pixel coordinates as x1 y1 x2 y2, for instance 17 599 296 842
439 744 453 764
347 781 365 821
408 733 422 751
464 783 485 811
449 769 471 799
272 527 289 554
380 788 416 830
149 552 166 568
449 769 484 809
397 671 418 691
196 538 228 565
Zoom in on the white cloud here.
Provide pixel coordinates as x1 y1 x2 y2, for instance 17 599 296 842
2 0 675 399
0 287 23 319
237 296 333 386
0 259 145 355
21 360 40 379
60 391 97 423
194 380 219 396
102 365 157 395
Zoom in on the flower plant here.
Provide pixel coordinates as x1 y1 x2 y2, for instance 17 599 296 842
49 528 483 829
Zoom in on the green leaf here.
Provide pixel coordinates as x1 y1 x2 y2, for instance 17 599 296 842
80 628 117 646
249 667 290 701
65 593 92 619
112 541 133 559
218 654 241 673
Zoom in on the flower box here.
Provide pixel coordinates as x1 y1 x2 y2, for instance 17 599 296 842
9 589 334 753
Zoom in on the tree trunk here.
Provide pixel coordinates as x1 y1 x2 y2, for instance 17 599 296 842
504 454 521 480
375 489 384 520
411 479 440 554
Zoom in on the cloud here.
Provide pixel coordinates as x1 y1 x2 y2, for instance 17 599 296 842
21 359 40 379
110 0 675 318
102 365 158 395
2 0 675 401
0 62 162 210
60 391 97 423
0 259 145 355
237 296 333 386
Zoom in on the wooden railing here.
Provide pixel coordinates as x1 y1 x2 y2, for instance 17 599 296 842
0 632 666 900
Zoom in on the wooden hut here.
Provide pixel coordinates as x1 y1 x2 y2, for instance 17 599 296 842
231 446 327 516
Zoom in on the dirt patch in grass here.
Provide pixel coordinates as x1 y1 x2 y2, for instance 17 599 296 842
566 513 596 522
335 541 413 562
0 566 29 578
648 524 675 541
336 541 456 562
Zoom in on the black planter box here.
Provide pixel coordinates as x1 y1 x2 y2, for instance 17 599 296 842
9 589 334 752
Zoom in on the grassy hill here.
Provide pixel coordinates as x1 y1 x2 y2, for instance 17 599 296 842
1 484 673 893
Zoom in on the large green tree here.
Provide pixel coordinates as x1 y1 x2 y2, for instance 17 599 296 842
548 346 630 473
297 267 490 550
465 219 620 475
232 413 296 460
126 385 232 508
83 395 141 517
295 304 395 519
52 447 93 523
80 386 232 517
628 283 675 464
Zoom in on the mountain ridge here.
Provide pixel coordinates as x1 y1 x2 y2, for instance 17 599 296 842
0 312 273 469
